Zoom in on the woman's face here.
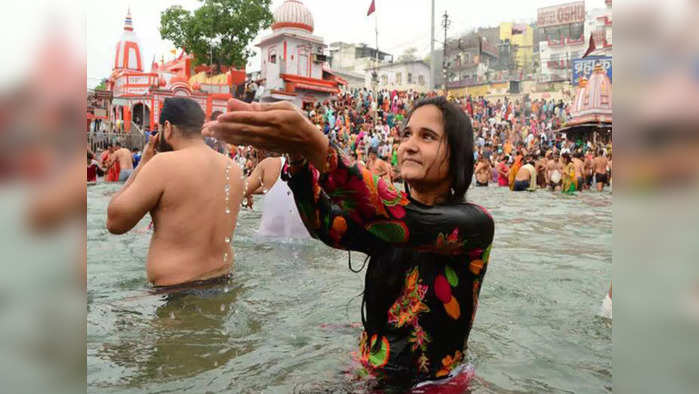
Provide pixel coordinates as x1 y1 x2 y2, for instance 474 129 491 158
398 105 450 187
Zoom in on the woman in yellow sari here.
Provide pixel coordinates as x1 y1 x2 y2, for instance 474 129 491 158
561 153 578 193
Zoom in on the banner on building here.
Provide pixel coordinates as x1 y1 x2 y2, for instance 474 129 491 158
537 1 585 28
572 56 612 85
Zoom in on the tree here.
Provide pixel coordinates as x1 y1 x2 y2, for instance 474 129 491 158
94 78 108 91
159 0 274 70
398 47 418 62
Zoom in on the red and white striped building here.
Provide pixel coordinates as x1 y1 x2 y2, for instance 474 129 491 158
106 9 245 132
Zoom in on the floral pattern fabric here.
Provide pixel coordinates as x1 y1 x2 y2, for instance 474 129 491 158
282 143 494 384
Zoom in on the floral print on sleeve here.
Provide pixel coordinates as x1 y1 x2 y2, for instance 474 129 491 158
283 143 493 254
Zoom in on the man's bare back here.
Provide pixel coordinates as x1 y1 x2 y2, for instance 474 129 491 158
572 157 585 180
108 143 244 286
114 147 134 170
515 164 532 181
107 98 244 287
147 148 243 285
594 155 608 175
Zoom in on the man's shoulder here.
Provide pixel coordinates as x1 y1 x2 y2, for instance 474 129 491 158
144 151 178 171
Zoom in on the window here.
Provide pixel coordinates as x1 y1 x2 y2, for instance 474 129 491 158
381 74 388 85
396 72 402 85
570 22 584 41
418 75 425 85
408 73 413 83
298 46 310 77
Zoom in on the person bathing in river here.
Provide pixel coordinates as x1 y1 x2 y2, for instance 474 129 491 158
513 155 537 191
572 151 586 192
561 153 578 193
205 96 494 390
107 97 244 287
366 146 393 184
593 149 609 192
474 155 491 187
497 154 510 187
243 153 310 239
111 142 135 182
547 152 563 191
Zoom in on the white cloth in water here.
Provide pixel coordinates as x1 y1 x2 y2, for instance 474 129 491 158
257 157 311 239
550 170 562 184
599 294 612 319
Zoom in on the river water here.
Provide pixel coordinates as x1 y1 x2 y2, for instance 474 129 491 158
87 182 611 393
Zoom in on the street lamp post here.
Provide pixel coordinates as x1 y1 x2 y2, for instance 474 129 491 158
442 11 450 97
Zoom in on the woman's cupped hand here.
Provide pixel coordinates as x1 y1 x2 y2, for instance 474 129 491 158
203 99 329 169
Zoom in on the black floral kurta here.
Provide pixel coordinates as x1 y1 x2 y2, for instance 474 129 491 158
282 144 494 383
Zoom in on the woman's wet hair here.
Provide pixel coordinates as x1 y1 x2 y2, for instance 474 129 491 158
402 96 474 203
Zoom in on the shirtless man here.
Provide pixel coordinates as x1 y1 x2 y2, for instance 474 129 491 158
593 149 609 192
474 156 491 187
546 152 563 191
513 156 536 191
572 152 586 192
107 97 244 287
583 150 595 190
366 147 392 183
112 142 135 181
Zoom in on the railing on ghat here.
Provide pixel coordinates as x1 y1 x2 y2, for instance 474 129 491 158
87 131 147 153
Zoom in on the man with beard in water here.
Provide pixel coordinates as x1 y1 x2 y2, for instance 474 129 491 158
107 97 244 287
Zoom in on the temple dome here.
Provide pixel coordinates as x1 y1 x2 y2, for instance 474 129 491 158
113 9 143 71
569 63 612 125
271 0 314 33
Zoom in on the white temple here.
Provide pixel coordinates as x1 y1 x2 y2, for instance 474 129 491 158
256 0 345 106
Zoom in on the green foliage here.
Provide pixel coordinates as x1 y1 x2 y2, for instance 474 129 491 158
95 78 108 91
397 47 418 63
159 0 274 69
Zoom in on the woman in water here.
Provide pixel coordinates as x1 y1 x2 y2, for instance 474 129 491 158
205 97 494 389
243 152 310 240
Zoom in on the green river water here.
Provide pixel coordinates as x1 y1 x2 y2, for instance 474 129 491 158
87 182 611 393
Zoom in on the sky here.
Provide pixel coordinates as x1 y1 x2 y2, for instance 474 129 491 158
83 0 607 88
